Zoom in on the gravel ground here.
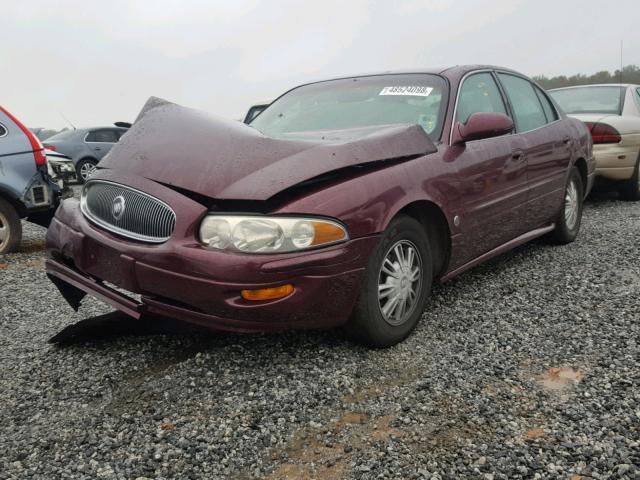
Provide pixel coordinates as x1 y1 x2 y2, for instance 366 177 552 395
0 190 639 480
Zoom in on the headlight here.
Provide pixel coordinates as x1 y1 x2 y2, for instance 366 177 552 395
199 215 348 253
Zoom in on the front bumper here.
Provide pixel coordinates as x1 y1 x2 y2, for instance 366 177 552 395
46 198 379 332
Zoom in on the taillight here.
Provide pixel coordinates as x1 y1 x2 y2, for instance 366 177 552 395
43 144 56 151
584 122 621 144
0 105 47 167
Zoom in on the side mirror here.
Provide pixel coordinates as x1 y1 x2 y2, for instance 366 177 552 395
452 112 514 145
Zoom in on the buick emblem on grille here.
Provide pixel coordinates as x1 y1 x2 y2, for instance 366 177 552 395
111 195 126 220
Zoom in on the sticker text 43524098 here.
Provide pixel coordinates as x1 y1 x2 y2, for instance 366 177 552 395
379 86 433 97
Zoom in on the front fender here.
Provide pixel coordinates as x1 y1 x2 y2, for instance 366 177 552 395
274 152 457 238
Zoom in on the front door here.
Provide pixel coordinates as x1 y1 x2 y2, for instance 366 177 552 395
448 71 529 268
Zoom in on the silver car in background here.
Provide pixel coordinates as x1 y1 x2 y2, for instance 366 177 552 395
43 125 129 182
549 84 640 200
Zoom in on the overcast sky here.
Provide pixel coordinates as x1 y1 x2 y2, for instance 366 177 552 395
2 0 638 129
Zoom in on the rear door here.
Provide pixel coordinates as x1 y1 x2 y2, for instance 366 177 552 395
449 71 529 266
496 73 570 229
84 128 120 160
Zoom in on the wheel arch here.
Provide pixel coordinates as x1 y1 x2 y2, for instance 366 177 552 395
573 157 588 195
76 156 98 166
388 200 452 279
0 187 27 217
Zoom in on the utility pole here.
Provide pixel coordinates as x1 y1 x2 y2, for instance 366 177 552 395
619 40 623 83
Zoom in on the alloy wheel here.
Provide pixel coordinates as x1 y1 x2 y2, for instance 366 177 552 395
564 178 579 230
377 239 423 326
0 211 7 247
80 162 96 181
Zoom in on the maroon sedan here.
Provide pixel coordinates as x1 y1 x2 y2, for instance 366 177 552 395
46 66 594 347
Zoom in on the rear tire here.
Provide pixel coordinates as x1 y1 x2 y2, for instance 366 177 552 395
548 166 583 244
0 198 22 255
77 158 98 183
618 156 640 201
345 215 433 348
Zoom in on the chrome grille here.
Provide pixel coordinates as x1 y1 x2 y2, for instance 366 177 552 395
81 180 176 243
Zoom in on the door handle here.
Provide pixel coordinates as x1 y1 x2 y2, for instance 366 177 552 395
511 150 524 161
94 147 101 151
562 137 572 145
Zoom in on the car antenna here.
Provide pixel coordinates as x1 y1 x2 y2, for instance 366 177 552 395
59 111 76 130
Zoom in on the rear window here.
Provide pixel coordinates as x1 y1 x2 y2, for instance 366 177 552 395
250 74 448 140
86 129 119 143
0 123 6 137
549 86 625 115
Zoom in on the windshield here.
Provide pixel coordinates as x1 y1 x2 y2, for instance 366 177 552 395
549 86 625 115
251 74 448 140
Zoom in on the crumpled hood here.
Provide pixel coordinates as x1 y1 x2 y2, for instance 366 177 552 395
99 97 437 201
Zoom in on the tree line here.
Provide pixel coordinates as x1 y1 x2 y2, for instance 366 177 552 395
534 65 640 90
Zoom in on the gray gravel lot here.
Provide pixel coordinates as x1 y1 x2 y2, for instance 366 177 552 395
1 191 639 480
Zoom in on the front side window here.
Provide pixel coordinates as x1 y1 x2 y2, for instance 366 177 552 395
86 129 119 143
250 74 448 140
498 74 547 132
549 86 625 115
456 72 507 124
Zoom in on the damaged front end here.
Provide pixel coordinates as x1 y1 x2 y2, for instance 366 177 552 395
45 96 438 332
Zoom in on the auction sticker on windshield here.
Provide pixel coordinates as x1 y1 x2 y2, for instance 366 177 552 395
379 86 433 96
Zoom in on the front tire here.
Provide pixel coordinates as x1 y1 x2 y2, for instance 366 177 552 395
0 198 22 255
619 156 640 201
76 158 98 183
548 166 584 244
345 215 433 348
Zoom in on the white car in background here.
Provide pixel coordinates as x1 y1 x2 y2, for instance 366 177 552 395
549 84 640 200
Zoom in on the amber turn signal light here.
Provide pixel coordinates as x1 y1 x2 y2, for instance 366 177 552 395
311 222 346 246
241 284 295 301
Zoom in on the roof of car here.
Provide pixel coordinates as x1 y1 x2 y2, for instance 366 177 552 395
293 65 524 88
345 65 521 76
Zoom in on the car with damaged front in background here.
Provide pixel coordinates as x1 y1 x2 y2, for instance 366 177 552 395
0 105 62 254
46 66 593 347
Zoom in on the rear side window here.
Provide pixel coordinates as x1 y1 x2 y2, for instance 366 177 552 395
456 72 507 124
86 129 119 143
549 86 624 115
0 123 6 137
498 74 547 132
534 87 558 123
